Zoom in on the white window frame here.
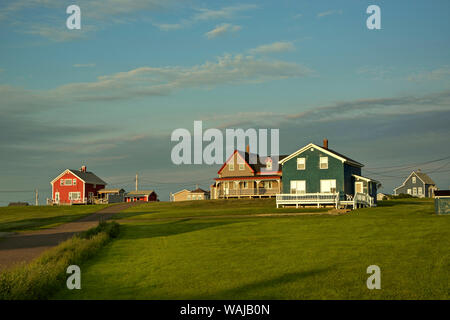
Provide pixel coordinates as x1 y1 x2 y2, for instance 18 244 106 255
320 157 328 169
239 163 245 171
73 179 77 185
266 160 272 170
297 157 306 170
412 187 417 195
69 192 81 200
407 188 411 195
320 179 336 193
64 179 72 186
418 187 423 195
412 176 416 184
60 180 64 186
187 194 192 200
243 181 249 189
290 180 306 194
229 163 234 171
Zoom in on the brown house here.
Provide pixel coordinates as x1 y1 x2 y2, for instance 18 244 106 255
211 149 287 199
171 187 210 201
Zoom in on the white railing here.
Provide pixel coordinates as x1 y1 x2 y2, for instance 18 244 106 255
218 188 278 197
276 193 339 208
276 192 375 209
354 192 374 207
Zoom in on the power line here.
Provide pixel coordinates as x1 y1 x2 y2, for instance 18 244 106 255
365 155 450 172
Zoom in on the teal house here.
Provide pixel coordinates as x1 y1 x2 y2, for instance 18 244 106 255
277 139 379 208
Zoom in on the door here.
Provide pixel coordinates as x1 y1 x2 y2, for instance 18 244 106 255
355 182 363 194
55 192 60 203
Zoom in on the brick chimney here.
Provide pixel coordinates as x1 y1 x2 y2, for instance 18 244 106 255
323 138 328 149
81 165 87 172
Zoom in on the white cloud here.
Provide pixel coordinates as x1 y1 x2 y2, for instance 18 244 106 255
407 66 450 82
205 23 241 39
249 41 295 54
153 4 258 31
357 66 393 80
317 9 343 18
0 53 311 114
193 4 258 21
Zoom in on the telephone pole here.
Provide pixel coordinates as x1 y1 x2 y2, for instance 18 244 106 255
35 188 39 206
135 173 138 191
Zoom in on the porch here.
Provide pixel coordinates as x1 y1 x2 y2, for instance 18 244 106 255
213 178 281 199
275 192 375 209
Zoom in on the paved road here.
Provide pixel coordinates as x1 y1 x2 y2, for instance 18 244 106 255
0 203 134 271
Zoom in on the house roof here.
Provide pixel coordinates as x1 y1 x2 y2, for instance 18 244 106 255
352 174 380 184
125 190 156 196
172 189 190 195
191 188 209 194
97 188 124 194
69 169 107 185
414 171 435 185
217 150 288 175
279 143 364 167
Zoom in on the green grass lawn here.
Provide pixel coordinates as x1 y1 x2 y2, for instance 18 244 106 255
113 198 327 221
54 198 449 299
0 205 109 233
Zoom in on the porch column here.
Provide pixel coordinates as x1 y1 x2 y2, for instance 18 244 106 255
255 180 260 196
234 181 240 197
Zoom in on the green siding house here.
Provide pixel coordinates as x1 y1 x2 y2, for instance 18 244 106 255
278 140 379 206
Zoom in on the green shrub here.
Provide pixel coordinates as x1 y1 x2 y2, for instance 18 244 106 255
0 222 120 300
392 193 416 199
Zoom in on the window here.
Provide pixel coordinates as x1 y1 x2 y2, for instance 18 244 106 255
320 179 336 193
355 182 363 194
412 176 416 184
320 157 328 169
69 192 81 200
187 194 192 200
239 163 245 170
266 160 272 170
229 163 234 171
73 179 76 185
243 181 249 189
418 187 423 195
297 157 305 170
407 189 411 194
290 180 306 194
192 195 197 200
412 187 417 195
264 181 273 189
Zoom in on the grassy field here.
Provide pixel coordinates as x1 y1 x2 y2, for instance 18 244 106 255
0 205 108 233
53 198 449 300
113 198 327 220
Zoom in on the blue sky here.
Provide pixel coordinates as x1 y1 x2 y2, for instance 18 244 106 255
1 0 450 203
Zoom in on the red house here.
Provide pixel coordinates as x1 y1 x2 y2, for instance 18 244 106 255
124 190 158 202
50 166 107 205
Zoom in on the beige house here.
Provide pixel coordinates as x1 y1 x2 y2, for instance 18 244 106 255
171 187 210 201
210 149 287 199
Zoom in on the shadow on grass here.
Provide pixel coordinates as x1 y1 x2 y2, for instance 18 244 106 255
201 268 332 299
120 219 240 240
0 214 88 233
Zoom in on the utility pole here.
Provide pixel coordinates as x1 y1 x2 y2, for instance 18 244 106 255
135 173 138 191
35 188 39 206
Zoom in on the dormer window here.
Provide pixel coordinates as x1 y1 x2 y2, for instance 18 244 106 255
266 160 272 170
320 157 328 169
